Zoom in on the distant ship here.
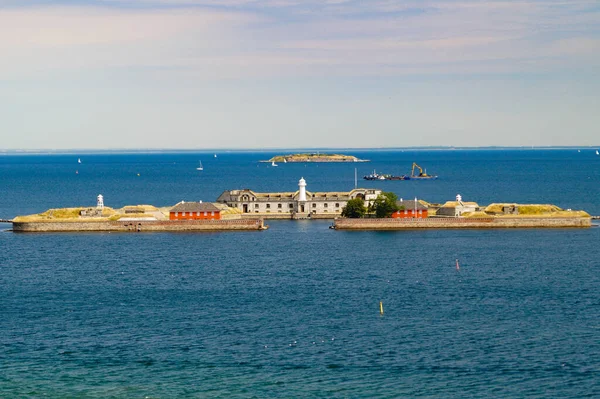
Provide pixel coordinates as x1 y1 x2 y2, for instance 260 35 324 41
596 150 599 156
214 154 217 158
271 161 278 167
196 161 203 171
77 158 81 164
363 170 409 181
410 162 438 180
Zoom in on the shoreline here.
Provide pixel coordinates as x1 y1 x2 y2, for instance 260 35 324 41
12 219 267 232
333 217 591 230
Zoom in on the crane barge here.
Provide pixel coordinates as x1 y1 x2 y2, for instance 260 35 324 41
410 163 438 180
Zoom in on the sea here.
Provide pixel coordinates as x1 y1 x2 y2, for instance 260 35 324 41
1 149 599 398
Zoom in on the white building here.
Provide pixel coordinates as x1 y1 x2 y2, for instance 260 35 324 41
216 178 381 219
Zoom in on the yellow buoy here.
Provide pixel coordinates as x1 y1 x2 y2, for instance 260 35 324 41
379 301 384 315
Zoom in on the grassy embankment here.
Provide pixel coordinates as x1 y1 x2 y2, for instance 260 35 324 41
13 205 161 222
461 204 590 218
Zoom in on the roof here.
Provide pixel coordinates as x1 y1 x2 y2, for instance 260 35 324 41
170 202 221 213
396 199 428 210
216 191 233 203
442 201 480 208
217 188 381 203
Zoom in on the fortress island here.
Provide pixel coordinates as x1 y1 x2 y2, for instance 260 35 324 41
7 180 592 232
260 153 369 163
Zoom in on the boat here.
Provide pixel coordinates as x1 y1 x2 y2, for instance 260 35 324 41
363 169 410 181
410 162 438 180
77 158 81 164
214 154 217 158
196 161 203 171
283 159 287 163
363 170 385 180
271 161 278 167
596 150 599 155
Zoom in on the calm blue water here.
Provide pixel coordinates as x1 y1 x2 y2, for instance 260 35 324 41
1 150 599 398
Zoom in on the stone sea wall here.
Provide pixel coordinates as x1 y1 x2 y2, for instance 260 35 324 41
12 219 265 232
333 217 591 230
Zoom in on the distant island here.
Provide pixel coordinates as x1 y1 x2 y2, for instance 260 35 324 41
261 153 369 163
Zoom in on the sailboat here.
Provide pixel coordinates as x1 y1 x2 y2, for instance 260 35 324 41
283 158 287 163
214 154 217 158
271 161 278 167
596 150 599 156
77 158 81 164
196 161 203 171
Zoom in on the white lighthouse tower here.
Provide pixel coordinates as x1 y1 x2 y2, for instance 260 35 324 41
298 177 307 202
97 194 104 210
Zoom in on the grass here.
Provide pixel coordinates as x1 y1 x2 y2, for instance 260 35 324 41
462 211 492 218
471 203 590 218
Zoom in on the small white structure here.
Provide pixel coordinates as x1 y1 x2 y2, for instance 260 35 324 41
298 177 307 202
456 194 462 203
97 194 104 210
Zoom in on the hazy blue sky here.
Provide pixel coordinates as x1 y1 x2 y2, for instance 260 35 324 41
1 0 599 149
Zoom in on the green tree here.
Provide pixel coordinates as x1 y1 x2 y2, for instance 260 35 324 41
372 192 399 218
341 198 366 218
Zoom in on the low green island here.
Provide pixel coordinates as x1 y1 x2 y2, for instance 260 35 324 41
261 153 369 163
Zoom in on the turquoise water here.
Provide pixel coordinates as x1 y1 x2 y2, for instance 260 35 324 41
1 150 599 397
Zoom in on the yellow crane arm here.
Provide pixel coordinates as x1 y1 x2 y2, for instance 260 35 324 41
412 162 423 176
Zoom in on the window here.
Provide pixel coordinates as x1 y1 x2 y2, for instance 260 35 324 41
266 204 271 209
278 203 282 208
289 204 293 208
175 212 178 217
254 204 259 208
312 203 316 208
335 203 340 208
324 203 328 208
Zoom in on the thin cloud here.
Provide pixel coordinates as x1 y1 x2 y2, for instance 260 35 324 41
0 0 598 78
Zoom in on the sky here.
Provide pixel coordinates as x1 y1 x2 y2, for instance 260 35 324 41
0 0 599 149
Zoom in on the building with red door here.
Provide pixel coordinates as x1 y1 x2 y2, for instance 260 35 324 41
169 201 221 221
392 199 428 219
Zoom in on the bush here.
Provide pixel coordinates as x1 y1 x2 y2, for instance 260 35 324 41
341 198 366 218
372 192 399 218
